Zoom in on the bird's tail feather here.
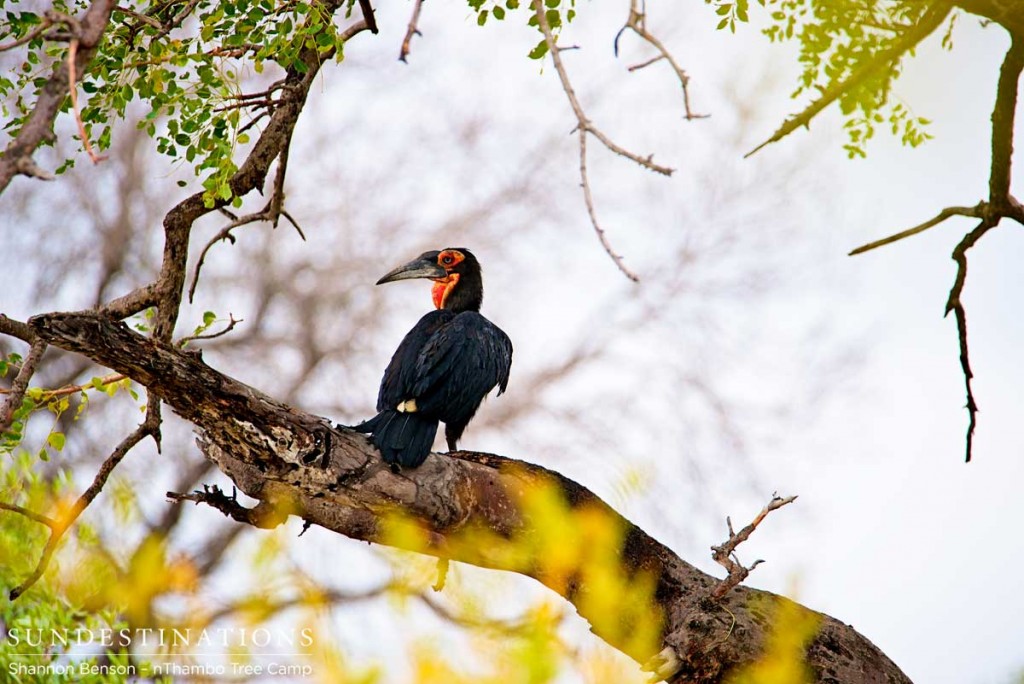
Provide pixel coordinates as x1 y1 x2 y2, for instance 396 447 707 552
353 410 438 468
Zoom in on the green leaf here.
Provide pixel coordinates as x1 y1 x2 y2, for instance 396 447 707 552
47 432 65 452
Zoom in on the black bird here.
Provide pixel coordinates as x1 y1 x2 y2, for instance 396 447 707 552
353 248 513 469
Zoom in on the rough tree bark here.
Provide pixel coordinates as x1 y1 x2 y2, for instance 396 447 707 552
29 311 911 684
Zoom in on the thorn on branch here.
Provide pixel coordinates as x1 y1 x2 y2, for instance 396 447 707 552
710 492 797 600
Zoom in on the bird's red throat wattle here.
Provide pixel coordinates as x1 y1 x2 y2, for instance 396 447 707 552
432 273 460 310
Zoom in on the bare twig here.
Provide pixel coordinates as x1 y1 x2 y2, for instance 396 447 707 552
579 133 639 281
204 584 391 624
746 3 950 158
0 339 47 435
113 5 162 30
269 138 291 229
943 220 995 462
848 204 985 255
189 210 279 302
9 419 158 600
178 315 243 346
533 0 672 176
617 0 706 121
399 0 425 62
534 0 668 281
67 38 107 164
99 282 160 319
988 36 1024 205
0 501 57 529
0 371 124 399
710 493 797 600
0 15 56 52
627 54 664 72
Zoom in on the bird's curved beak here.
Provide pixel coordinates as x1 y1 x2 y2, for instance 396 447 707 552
376 256 447 285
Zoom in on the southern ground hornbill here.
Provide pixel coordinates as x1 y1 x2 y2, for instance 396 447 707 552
353 248 513 469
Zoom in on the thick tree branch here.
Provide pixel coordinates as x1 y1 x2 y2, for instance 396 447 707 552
953 0 1024 39
0 0 117 194
28 311 911 684
988 34 1024 210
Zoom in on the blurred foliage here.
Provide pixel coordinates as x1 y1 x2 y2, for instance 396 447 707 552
0 452 161 683
383 473 663 662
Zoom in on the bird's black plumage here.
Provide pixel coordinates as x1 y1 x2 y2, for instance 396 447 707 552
353 249 512 469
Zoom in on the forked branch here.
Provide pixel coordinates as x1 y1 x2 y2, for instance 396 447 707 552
616 0 706 121
534 0 676 282
710 493 797 600
8 417 158 599
849 32 1024 462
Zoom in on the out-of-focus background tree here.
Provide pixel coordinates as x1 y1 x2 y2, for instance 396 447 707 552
2 1 1023 682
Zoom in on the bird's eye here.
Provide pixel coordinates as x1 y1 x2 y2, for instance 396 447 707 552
441 255 454 265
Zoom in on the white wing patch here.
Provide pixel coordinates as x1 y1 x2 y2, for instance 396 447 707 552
396 398 418 413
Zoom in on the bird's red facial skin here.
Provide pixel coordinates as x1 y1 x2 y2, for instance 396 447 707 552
437 250 465 269
432 273 460 309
